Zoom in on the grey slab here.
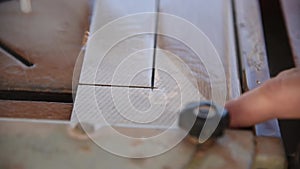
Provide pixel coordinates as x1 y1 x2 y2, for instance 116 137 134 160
72 84 201 128
79 0 156 87
156 0 240 102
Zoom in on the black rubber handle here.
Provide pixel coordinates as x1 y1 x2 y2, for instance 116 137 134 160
179 101 230 140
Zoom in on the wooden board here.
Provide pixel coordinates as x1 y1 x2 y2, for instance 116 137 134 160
79 0 156 87
0 100 72 120
0 0 89 120
0 0 89 94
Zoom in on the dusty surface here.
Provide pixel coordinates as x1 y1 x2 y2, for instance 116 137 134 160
186 130 255 169
0 120 196 169
253 136 287 169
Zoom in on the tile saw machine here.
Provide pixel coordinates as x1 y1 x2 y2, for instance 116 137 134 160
0 0 299 168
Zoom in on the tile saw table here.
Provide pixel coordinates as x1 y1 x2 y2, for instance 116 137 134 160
0 0 299 168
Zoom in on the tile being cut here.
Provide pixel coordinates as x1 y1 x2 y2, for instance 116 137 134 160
72 49 203 128
79 0 156 87
72 0 235 128
156 0 240 102
72 81 201 129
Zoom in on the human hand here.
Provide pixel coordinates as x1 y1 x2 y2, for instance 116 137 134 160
225 68 300 127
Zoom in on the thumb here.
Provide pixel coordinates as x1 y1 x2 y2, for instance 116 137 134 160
225 84 275 127
226 68 300 127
